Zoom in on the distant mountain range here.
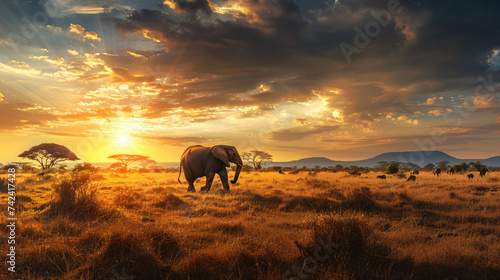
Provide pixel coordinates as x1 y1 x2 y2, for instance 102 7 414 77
263 151 500 168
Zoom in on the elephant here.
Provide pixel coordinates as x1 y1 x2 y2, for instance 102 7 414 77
467 173 474 180
447 168 455 175
178 145 243 192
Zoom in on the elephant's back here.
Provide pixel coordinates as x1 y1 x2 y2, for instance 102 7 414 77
182 146 208 161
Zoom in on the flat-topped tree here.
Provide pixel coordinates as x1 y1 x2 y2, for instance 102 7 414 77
18 143 79 170
108 154 149 173
242 150 273 171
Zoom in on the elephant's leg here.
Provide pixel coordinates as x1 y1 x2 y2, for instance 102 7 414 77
186 178 196 192
201 172 215 191
218 169 230 191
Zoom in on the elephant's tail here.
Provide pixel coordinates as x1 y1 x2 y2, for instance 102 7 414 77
178 146 193 184
177 162 182 184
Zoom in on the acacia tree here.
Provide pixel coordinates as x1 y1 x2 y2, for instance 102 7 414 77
18 143 79 170
436 161 450 169
108 154 149 173
138 159 157 169
241 150 273 170
469 161 489 177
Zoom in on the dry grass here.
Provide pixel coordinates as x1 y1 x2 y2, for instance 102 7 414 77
1 170 499 279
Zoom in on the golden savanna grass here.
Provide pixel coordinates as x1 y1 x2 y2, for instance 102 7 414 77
1 170 500 279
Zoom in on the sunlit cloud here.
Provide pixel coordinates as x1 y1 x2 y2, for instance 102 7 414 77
69 24 102 42
29 55 65 66
427 109 443 116
0 61 42 76
465 95 496 109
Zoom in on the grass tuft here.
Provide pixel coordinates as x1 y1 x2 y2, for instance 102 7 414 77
341 187 377 211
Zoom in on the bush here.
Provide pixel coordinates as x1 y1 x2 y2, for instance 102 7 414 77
73 162 98 173
385 163 399 174
48 172 110 220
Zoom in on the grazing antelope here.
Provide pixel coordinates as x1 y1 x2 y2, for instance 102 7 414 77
467 173 474 180
377 175 386 180
433 168 441 177
406 175 416 182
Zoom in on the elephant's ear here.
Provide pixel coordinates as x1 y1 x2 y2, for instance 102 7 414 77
211 146 230 167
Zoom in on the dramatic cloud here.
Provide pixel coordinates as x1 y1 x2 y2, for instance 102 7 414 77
163 0 213 15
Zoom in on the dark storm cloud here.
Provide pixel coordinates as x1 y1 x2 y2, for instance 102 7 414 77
172 0 213 15
109 0 500 124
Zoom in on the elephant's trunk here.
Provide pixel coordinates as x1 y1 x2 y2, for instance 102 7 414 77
230 154 243 184
231 164 242 184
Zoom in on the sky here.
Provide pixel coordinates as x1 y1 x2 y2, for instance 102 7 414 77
0 0 499 164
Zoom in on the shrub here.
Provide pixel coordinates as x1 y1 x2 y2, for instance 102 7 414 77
48 172 111 220
385 163 399 174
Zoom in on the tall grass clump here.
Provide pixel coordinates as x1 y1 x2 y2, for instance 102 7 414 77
341 187 377 211
48 172 115 220
80 226 180 279
0 177 9 193
297 214 405 279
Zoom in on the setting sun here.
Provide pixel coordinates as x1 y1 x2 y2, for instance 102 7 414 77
116 134 131 147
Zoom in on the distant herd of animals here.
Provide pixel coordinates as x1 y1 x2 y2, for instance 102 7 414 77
376 164 489 182
374 165 489 182
287 165 490 183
